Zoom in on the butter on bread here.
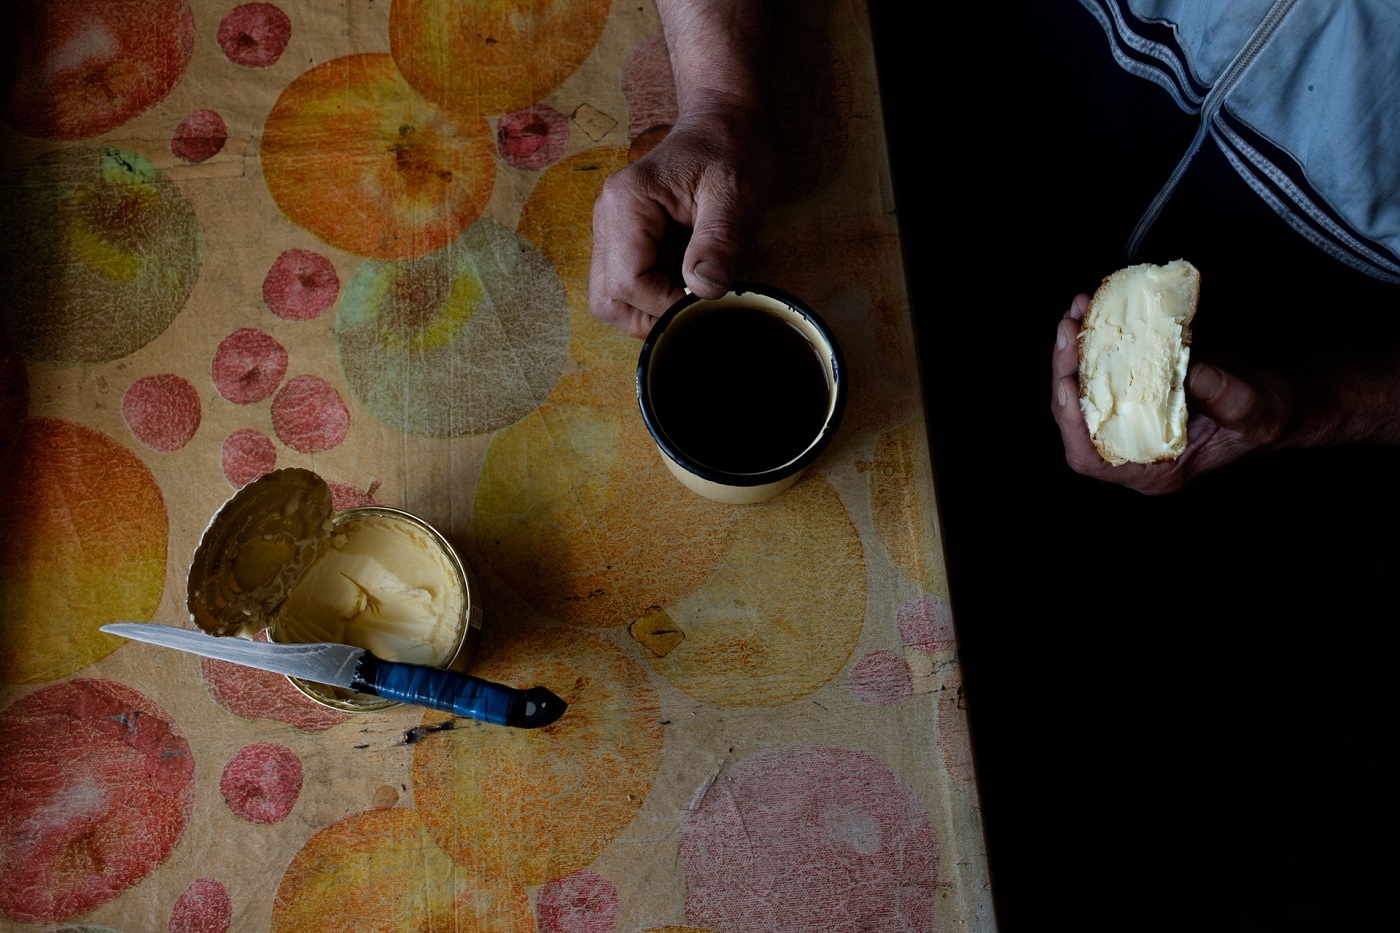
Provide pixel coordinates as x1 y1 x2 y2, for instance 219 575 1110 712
1078 259 1200 465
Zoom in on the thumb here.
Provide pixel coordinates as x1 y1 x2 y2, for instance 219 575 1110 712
1187 363 1287 444
681 194 747 300
1186 364 1253 422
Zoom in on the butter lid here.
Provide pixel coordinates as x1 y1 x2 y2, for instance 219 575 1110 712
187 468 335 638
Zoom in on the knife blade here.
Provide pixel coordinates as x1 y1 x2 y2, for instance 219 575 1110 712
100 623 565 729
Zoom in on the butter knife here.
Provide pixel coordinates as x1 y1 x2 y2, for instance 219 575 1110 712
101 622 565 729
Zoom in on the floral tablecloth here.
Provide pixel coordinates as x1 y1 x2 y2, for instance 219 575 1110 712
0 1 991 930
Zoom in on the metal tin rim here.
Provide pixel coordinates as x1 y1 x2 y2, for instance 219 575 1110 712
269 505 478 713
635 281 847 487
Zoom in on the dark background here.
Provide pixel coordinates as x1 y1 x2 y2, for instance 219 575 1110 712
870 4 1400 929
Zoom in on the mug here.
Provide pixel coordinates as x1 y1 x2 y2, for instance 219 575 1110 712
637 283 846 505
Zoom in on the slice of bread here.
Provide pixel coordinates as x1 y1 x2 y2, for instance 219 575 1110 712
1078 259 1200 465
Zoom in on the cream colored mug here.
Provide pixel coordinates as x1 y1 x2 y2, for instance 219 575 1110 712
637 283 846 505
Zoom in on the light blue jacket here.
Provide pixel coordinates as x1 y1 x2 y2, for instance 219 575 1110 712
1080 0 1400 282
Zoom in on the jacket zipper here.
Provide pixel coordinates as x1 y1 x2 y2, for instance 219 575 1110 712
1127 0 1302 258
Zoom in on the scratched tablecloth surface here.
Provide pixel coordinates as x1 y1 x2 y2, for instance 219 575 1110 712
0 2 991 931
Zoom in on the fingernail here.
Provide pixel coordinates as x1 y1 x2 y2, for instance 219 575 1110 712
1056 321 1068 351
1057 382 1068 407
1189 364 1222 400
692 260 730 291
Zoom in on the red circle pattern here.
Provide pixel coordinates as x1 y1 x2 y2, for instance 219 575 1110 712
212 328 289 405
262 248 340 321
272 374 350 453
218 3 293 68
122 373 202 452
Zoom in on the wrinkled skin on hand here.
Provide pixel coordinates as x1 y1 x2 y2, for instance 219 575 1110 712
589 98 773 339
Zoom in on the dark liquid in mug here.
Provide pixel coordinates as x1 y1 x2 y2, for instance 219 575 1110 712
648 307 831 474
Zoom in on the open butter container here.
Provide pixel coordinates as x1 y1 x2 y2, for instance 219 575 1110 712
187 468 481 712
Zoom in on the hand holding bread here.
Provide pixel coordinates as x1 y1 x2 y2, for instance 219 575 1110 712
1052 261 1291 495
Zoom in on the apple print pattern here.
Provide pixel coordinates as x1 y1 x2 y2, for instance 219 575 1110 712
201 648 351 732
270 374 350 453
220 742 304 824
0 147 202 364
900 594 957 653
0 1 984 930
497 104 571 170
169 879 234 933
335 218 569 437
271 807 534 931
172 110 229 163
389 0 612 116
849 648 915 707
0 0 195 140
0 680 193 924
262 249 340 321
0 418 166 685
260 53 496 261
678 746 939 933
536 870 620 933
221 428 278 488
412 621 666 886
123 374 202 452
218 3 293 68
212 329 289 405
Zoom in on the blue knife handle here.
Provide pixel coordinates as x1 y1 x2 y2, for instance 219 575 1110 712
352 654 566 728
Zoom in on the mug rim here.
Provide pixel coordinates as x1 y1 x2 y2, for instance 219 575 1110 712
636 281 847 488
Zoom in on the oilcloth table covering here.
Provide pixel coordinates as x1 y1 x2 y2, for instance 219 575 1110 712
0 1 992 930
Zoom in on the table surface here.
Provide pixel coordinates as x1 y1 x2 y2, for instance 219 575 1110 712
0 2 992 930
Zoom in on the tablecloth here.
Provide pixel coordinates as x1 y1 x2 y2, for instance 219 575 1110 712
0 2 992 930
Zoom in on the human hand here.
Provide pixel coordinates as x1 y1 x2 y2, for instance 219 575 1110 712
1051 293 1292 494
589 96 773 338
